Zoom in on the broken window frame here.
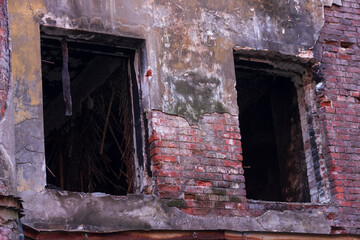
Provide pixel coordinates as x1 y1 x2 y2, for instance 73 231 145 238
40 26 148 195
233 51 330 203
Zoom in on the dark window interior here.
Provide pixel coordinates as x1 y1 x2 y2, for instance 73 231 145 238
41 37 138 195
235 60 310 202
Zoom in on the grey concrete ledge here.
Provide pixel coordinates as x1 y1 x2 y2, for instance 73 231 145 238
19 190 330 234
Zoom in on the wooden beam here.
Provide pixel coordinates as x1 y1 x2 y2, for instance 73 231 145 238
61 38 72 116
43 56 123 135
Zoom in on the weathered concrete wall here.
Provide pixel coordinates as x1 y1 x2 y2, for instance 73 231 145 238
8 0 332 235
0 0 15 200
9 0 46 196
0 0 19 239
9 0 324 192
20 0 324 121
21 189 330 234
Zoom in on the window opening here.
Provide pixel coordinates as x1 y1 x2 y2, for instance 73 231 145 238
235 60 310 202
41 36 139 195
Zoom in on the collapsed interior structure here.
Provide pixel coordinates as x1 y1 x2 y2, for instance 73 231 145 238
0 0 359 239
41 36 136 195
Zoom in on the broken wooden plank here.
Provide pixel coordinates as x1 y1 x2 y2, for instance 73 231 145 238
44 56 122 135
61 38 72 116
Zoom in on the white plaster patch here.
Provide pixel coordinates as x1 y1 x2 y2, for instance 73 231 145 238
206 30 214 36
91 192 109 197
43 12 72 29
316 82 325 91
323 0 342 7
297 49 314 59
41 160 45 172
266 15 272 33
188 28 200 46
219 28 230 37
252 12 262 46
145 2 169 28
109 0 116 29
0 144 13 173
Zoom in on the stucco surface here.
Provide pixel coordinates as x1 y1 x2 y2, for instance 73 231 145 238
8 0 326 233
11 0 324 121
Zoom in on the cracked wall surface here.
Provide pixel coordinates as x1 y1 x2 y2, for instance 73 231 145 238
6 0 338 235
8 0 324 192
0 0 20 239
21 189 330 233
10 0 46 195
12 0 325 120
0 0 15 197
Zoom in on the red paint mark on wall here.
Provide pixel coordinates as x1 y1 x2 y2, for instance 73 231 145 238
145 69 152 84
145 69 152 77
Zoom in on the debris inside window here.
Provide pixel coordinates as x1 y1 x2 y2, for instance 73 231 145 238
41 37 136 195
235 59 310 202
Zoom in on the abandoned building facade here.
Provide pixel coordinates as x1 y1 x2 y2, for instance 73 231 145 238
0 0 360 239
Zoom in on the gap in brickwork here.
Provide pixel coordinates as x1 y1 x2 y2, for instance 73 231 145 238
340 42 353 49
235 60 311 202
41 36 137 195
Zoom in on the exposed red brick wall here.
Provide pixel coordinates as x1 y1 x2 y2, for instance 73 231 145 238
0 222 19 240
0 0 10 121
148 2 360 233
315 1 360 234
0 226 13 240
148 111 327 218
148 111 248 216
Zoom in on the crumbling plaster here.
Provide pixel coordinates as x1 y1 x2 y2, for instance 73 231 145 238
9 0 46 196
8 0 327 232
0 92 16 196
0 1 19 238
323 0 342 7
0 0 16 197
12 0 325 121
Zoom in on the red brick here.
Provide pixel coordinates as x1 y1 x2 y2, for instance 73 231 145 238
194 165 205 172
153 170 179 178
151 140 177 148
151 155 177 163
196 180 212 187
158 184 180 192
183 186 204 194
0 27 5 37
223 160 242 168
212 124 224 131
